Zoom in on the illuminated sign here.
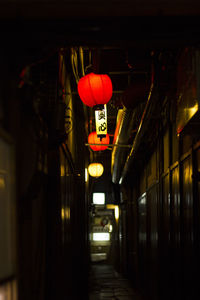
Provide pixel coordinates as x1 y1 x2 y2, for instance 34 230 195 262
95 105 107 137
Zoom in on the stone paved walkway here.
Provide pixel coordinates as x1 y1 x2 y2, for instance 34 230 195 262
89 263 145 300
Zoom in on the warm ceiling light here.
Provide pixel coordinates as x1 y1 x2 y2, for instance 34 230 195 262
88 163 104 178
88 131 110 151
77 73 112 108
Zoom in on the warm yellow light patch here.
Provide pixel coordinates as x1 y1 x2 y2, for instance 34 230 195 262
184 103 198 119
106 204 119 221
65 207 70 220
61 207 71 220
61 207 65 220
0 175 5 189
60 165 65 177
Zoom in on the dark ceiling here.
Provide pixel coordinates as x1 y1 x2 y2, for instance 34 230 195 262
2 4 200 190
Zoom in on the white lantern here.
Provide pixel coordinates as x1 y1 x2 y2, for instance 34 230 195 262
88 163 104 178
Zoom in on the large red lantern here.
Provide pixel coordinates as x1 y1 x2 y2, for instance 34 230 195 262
88 131 110 151
78 73 112 108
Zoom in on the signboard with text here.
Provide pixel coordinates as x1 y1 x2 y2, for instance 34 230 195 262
95 104 107 137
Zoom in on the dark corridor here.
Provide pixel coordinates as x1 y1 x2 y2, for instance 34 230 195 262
1 2 200 300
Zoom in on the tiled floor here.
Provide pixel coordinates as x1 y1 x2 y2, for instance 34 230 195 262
89 263 145 300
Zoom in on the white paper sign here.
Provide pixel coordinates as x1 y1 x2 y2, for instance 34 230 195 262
95 104 107 136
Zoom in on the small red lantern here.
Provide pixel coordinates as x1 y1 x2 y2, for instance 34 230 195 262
78 73 112 108
88 131 110 151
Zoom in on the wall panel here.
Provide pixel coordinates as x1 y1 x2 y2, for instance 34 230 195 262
181 155 194 299
146 185 159 300
163 130 170 172
159 173 170 300
171 165 181 299
0 136 15 281
138 193 147 290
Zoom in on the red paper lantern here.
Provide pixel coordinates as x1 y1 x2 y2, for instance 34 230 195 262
78 73 112 107
88 131 110 151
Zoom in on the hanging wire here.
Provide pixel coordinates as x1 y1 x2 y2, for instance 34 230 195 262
79 46 85 77
59 51 70 107
71 47 80 84
85 49 93 74
74 50 79 78
59 51 65 88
